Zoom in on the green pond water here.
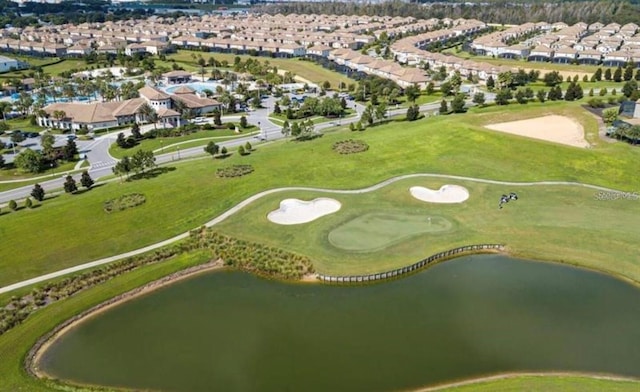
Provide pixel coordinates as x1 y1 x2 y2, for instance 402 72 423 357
37 255 640 392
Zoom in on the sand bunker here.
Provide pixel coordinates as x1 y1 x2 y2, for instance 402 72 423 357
410 185 469 203
485 115 589 148
267 198 341 225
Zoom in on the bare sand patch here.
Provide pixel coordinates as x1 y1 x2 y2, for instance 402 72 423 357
267 198 341 225
410 185 470 203
485 115 589 148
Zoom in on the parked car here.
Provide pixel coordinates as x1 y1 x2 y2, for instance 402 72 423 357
67 135 77 141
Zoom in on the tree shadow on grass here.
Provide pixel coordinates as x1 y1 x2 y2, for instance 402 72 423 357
130 166 176 181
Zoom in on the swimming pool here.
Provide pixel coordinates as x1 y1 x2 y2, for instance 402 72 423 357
163 81 226 94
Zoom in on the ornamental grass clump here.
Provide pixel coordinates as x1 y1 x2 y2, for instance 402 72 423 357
216 164 254 178
332 139 369 154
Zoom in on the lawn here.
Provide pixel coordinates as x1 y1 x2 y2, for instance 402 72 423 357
0 159 77 183
212 178 640 278
0 58 88 79
1 117 45 133
268 108 355 126
164 50 354 88
442 47 606 74
1 100 640 392
0 101 639 288
108 127 256 159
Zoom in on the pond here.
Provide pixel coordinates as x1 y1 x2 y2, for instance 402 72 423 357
36 255 640 392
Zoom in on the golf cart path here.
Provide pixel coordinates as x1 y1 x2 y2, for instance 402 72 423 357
0 173 627 294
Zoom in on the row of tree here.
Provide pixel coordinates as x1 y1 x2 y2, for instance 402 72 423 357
112 150 156 180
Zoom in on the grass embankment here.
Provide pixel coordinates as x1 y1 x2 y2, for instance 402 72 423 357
108 128 256 159
427 374 640 391
0 101 639 288
161 50 354 88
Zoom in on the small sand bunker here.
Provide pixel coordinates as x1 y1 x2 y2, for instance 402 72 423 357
410 185 469 204
485 115 589 148
267 198 341 225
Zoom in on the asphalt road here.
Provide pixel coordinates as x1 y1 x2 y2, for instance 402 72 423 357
0 93 478 204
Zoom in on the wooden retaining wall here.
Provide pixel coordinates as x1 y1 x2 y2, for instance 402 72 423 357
317 244 505 284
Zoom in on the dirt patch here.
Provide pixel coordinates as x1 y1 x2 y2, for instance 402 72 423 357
485 115 590 148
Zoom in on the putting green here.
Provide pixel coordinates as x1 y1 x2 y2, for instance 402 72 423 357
328 212 452 252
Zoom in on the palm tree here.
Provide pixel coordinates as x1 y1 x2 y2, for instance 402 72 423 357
137 103 154 124
0 101 12 121
52 110 66 128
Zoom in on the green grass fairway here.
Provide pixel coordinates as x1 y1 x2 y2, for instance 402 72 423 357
328 212 453 252
213 178 640 277
0 102 639 287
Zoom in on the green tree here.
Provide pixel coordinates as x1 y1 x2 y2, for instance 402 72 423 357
31 183 45 202
63 139 78 161
440 81 453 97
213 109 222 126
63 175 77 194
113 156 132 180
613 66 623 82
14 148 43 173
451 94 466 112
40 132 55 158
238 145 246 155
245 141 252 151
425 82 435 95
273 102 281 115
600 87 608 96
80 170 94 189
404 85 420 103
281 120 291 137
239 115 248 128
220 146 228 156
131 123 142 139
515 89 527 104
439 99 449 114
622 80 638 97
204 141 219 157
624 64 634 81
543 71 563 86
486 76 495 91
472 92 485 107
8 200 17 211
537 89 547 103
602 107 619 125
594 68 603 81
24 197 32 209
495 89 512 105
604 68 612 81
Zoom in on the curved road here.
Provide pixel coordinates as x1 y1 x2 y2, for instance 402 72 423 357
0 172 625 294
0 96 368 204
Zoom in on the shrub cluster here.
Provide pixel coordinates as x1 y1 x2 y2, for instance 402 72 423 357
332 139 369 154
104 193 146 213
0 228 314 337
216 164 254 178
188 229 314 280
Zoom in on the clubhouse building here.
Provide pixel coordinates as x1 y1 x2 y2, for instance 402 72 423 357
37 85 221 131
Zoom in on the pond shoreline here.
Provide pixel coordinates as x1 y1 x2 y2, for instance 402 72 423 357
414 372 640 391
25 255 640 392
26 259 225 383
